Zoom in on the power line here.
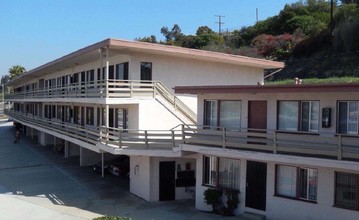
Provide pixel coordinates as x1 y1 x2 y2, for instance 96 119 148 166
215 15 225 35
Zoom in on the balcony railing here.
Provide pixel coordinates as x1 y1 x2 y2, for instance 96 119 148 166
6 79 197 123
182 125 359 161
5 80 157 99
99 126 183 150
7 110 357 162
5 110 99 145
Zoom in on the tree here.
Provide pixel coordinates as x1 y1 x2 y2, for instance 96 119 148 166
135 35 158 43
9 65 26 79
1 75 10 85
160 24 183 45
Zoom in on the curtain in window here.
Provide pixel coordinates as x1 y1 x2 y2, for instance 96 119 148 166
203 156 217 186
335 172 357 209
299 168 317 200
338 101 359 134
276 165 297 197
219 101 241 131
204 101 217 127
301 101 319 132
219 158 240 190
338 102 348 133
348 102 358 134
278 102 298 131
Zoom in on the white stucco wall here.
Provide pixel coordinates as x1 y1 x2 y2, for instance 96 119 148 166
193 152 359 220
130 52 264 89
197 92 359 134
138 98 192 130
129 155 151 201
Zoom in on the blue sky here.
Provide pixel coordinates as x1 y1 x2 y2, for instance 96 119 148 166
0 0 299 77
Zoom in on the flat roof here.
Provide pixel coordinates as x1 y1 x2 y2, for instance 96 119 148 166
8 38 284 86
175 83 359 94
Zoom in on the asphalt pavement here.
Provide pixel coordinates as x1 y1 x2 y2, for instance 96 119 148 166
0 119 244 220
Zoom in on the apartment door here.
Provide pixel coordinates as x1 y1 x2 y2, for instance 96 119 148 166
159 161 175 201
245 161 267 211
248 101 267 130
248 101 267 144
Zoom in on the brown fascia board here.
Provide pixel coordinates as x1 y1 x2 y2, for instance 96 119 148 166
175 83 359 94
109 38 284 69
8 38 284 85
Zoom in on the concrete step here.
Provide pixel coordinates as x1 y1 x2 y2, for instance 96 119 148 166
242 211 266 220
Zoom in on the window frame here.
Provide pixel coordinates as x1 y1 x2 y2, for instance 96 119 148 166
277 100 320 133
140 62 152 82
202 155 240 191
275 164 318 203
203 99 241 131
86 107 94 126
334 172 359 210
337 101 359 135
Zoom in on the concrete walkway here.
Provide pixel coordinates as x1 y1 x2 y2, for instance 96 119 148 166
0 119 245 220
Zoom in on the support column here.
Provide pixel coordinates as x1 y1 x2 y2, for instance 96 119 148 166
105 47 109 98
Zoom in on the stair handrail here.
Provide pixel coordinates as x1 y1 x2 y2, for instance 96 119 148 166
154 81 197 124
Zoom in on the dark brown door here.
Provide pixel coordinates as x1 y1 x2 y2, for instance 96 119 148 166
248 101 267 129
159 161 176 201
248 101 267 144
245 160 267 211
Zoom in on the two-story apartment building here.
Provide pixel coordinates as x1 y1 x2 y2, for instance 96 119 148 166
175 83 359 220
5 38 283 202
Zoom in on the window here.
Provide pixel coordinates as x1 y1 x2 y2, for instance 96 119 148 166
86 69 95 84
204 100 241 130
338 101 359 134
275 165 318 202
335 172 359 210
140 62 152 81
86 107 94 125
278 101 319 132
203 156 240 190
117 109 128 129
115 62 129 80
57 106 62 120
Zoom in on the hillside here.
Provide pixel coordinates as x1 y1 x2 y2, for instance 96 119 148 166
137 1 359 82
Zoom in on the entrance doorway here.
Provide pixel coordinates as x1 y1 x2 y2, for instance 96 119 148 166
248 101 267 144
159 161 175 201
245 160 267 211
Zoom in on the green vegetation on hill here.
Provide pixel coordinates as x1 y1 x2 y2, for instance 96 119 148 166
266 76 359 85
137 0 359 81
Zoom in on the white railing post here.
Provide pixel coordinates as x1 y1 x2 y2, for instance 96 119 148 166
118 129 122 148
337 135 342 160
172 130 176 148
105 127 109 145
145 130 149 149
100 128 103 143
222 128 226 148
182 124 185 144
153 82 156 98
130 81 134 97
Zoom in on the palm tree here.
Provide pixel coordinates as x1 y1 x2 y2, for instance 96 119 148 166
9 65 26 80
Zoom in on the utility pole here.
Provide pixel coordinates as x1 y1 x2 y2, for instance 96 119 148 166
256 8 259 23
330 0 334 35
215 15 225 36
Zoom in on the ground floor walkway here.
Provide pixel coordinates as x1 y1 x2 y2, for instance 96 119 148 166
0 119 245 220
